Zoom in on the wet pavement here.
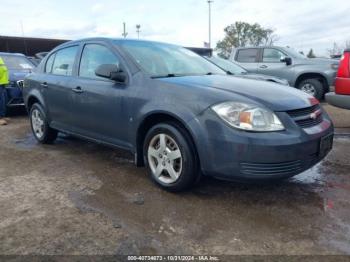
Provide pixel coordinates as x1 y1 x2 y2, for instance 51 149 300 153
0 111 350 255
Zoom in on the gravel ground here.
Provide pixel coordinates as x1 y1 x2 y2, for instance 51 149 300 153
0 104 349 256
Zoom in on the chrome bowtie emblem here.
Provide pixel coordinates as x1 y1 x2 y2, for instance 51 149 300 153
310 112 317 119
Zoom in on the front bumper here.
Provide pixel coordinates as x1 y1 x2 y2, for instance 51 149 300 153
189 108 334 180
326 92 350 110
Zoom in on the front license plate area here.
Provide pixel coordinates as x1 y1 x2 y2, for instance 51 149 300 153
319 134 333 157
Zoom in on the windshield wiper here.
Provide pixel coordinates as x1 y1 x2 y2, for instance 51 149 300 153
151 73 178 79
226 71 234 75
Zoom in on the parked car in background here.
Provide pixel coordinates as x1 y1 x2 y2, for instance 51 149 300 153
0 52 35 109
230 46 339 100
24 38 333 191
205 55 289 85
35 52 49 60
326 49 350 109
27 56 41 66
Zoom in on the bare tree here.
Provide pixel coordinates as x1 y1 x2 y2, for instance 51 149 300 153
327 42 342 56
345 40 350 49
327 41 350 57
264 30 279 46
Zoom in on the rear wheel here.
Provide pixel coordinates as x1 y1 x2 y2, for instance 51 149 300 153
143 123 198 192
298 78 324 100
30 103 57 144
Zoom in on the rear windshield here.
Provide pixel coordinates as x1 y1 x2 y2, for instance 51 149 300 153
0 55 34 70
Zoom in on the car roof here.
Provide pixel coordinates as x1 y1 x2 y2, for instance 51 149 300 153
0 52 26 57
53 37 181 50
235 46 286 50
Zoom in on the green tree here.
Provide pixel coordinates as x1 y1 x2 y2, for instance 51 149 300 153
307 49 316 58
216 21 278 58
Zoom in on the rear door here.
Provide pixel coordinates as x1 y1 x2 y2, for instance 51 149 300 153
69 42 129 147
41 45 79 131
257 48 292 80
234 48 259 73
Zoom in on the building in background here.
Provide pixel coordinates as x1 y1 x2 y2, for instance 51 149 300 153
0 36 68 56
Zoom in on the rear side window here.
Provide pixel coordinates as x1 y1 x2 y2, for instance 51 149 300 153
263 48 286 62
79 44 119 79
45 53 55 73
236 49 258 63
52 46 78 76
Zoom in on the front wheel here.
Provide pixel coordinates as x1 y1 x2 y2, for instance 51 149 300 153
143 123 199 192
297 78 325 100
30 103 58 144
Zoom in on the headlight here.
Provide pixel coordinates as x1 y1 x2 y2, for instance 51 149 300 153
211 102 284 132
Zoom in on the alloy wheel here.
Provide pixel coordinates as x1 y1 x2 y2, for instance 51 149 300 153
300 83 316 96
31 109 45 139
147 133 182 184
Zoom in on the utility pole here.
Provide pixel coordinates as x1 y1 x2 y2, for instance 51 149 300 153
122 22 128 38
136 24 141 39
20 20 28 55
207 0 213 48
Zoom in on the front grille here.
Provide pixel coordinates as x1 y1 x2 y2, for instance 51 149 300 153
240 160 302 176
287 104 323 128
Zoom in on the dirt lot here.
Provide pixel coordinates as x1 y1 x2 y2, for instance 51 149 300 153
0 104 350 256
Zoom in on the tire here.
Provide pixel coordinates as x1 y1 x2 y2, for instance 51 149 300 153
297 78 324 100
143 122 199 192
29 103 58 144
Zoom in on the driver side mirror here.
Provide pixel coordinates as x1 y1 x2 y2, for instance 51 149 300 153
95 64 127 83
280 57 292 66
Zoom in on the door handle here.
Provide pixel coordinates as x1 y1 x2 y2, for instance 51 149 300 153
41 82 48 88
259 65 268 69
72 86 84 93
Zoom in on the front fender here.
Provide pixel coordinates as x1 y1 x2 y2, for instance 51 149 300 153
133 102 201 140
293 66 335 87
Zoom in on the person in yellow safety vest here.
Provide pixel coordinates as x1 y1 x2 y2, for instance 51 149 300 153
0 57 9 125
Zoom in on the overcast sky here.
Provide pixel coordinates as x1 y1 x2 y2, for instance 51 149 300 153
0 0 349 56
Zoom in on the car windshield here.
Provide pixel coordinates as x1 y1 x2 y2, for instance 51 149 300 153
1 55 34 70
282 47 306 59
206 56 247 74
116 40 225 77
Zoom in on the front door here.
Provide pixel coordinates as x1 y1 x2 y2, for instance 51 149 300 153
257 48 292 82
69 43 129 147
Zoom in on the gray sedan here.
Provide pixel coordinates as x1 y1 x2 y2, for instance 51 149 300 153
23 38 334 191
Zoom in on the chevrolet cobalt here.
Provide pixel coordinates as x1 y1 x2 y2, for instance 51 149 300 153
23 39 334 191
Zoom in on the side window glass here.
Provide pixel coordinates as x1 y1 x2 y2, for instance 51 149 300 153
52 46 78 76
263 49 286 62
79 44 119 79
45 53 55 73
236 49 258 63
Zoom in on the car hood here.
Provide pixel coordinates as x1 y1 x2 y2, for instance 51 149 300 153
158 75 314 111
8 69 32 82
234 73 289 85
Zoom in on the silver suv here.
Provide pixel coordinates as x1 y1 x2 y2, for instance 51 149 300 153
230 46 339 99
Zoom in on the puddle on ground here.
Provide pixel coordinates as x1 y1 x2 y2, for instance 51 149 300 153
290 164 325 185
13 133 38 149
